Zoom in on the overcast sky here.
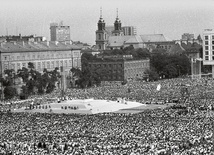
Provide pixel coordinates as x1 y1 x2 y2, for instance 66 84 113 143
0 0 214 45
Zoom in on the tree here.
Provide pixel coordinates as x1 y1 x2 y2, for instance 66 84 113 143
144 68 159 81
4 86 17 100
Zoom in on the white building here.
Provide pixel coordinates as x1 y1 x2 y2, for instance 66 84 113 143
203 29 214 77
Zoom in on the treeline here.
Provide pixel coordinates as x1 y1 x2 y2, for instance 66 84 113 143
0 62 61 100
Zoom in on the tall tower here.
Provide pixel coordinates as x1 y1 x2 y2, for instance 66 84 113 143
95 8 108 50
112 9 124 36
50 21 70 41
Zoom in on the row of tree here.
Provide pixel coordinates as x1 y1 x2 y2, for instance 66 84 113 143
0 62 61 100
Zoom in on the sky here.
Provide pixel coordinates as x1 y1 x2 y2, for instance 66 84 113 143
0 0 214 45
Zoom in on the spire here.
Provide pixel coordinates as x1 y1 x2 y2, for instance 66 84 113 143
100 7 102 19
116 8 119 20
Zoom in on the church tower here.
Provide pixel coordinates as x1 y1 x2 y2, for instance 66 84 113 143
95 8 108 50
112 9 124 36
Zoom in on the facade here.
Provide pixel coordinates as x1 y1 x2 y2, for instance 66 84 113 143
0 41 81 76
50 22 70 41
122 26 137 36
203 29 214 77
182 33 194 40
86 56 150 81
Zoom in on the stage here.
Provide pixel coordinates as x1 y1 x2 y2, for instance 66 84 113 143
12 98 172 114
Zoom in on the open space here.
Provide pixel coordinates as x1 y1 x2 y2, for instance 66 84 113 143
12 98 172 114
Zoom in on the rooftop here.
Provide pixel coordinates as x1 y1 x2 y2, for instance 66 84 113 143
0 41 81 53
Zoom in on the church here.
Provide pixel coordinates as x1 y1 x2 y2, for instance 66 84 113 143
95 9 173 51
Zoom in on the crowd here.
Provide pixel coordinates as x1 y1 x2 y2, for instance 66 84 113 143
0 77 214 154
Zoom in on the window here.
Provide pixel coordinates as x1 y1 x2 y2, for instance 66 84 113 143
205 46 209 50
60 60 63 66
56 61 59 67
51 61 54 68
47 62 50 69
17 63 21 69
42 62 45 68
212 51 214 55
212 35 214 40
205 36 208 40
69 60 72 66
205 41 209 45
4 64 8 70
212 56 214 60
22 63 26 68
98 34 101 40
38 62 41 69
17 56 20 60
65 60 68 67
205 56 209 60
205 51 209 55
212 41 214 44
11 64 15 70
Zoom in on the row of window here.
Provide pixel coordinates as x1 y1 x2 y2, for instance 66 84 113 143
204 56 214 61
89 64 123 68
3 52 80 61
205 35 214 40
205 51 214 55
205 41 214 45
204 46 214 50
4 59 80 71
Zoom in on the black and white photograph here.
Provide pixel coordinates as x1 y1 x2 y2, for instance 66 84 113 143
0 0 214 154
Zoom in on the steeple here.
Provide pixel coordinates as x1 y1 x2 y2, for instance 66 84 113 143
116 8 119 20
97 7 105 31
96 7 108 50
100 7 102 19
114 8 122 31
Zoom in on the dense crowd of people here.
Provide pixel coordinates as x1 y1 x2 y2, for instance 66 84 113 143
0 77 214 154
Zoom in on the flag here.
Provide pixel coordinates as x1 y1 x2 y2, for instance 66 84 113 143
156 84 161 91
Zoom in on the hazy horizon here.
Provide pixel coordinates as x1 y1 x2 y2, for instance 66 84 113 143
0 0 214 45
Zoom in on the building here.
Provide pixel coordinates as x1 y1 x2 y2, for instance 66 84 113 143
0 41 81 76
122 26 137 36
181 33 194 40
86 55 150 81
50 22 70 41
203 29 214 77
107 34 172 50
0 34 46 42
